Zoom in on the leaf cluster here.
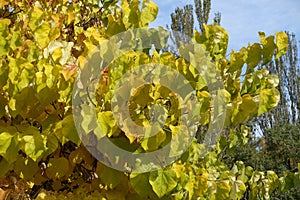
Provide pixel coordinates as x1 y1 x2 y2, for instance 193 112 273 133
0 0 298 199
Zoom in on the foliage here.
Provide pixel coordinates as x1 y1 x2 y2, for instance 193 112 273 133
0 0 298 199
223 33 300 199
255 32 300 128
221 123 300 199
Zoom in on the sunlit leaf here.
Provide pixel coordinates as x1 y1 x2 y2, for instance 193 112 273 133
0 131 18 164
149 168 177 198
215 181 231 200
275 32 288 59
21 127 47 162
29 6 44 31
35 22 51 49
140 0 158 26
258 89 280 116
246 43 262 73
97 111 117 138
259 32 276 65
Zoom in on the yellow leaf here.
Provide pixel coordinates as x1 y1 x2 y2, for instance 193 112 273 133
34 22 50 48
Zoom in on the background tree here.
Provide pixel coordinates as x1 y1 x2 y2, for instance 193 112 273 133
170 4 194 49
194 0 211 32
168 0 221 51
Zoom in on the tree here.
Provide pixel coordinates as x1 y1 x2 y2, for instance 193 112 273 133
170 4 194 49
0 0 298 199
194 0 212 32
169 0 221 51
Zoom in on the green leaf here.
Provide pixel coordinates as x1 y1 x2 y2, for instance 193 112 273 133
44 134 59 157
97 111 117 138
9 31 21 51
14 87 40 118
275 32 288 59
130 172 158 198
230 180 246 199
0 19 10 56
101 0 117 9
194 25 229 60
80 104 98 134
149 168 178 198
98 164 124 189
0 159 12 178
21 127 47 162
62 114 81 146
46 157 69 179
44 41 74 65
0 95 8 117
18 64 35 92
26 41 39 62
267 171 279 193
169 125 190 157
130 84 153 106
228 51 244 75
28 6 44 31
215 181 231 200
34 22 51 49
36 86 59 107
0 131 19 164
106 20 126 37
232 94 257 126
0 18 10 37
0 132 13 155
14 157 39 181
121 0 140 28
0 62 8 88
141 130 166 152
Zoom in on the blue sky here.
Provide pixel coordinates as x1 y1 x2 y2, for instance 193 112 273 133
150 0 300 52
